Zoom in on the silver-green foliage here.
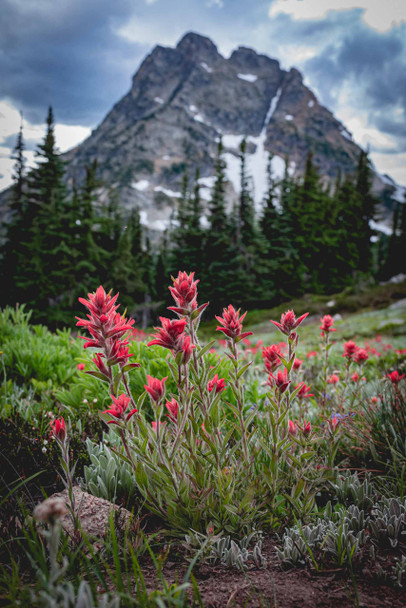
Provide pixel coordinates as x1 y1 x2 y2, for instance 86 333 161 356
35 580 120 608
278 495 406 567
184 529 266 571
331 471 377 511
84 437 137 504
394 555 406 588
369 497 406 549
277 503 368 566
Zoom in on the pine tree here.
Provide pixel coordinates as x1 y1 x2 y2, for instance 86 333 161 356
354 150 377 273
203 139 239 311
0 116 27 306
112 207 147 311
238 138 256 247
12 107 75 320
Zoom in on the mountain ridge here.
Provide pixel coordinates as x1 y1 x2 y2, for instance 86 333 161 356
2 32 404 234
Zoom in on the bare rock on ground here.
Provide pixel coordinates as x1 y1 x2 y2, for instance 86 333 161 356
46 486 133 539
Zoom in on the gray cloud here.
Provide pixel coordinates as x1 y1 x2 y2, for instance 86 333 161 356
1 0 405 182
303 20 406 148
0 0 149 125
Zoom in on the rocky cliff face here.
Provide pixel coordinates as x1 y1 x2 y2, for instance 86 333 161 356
43 33 392 231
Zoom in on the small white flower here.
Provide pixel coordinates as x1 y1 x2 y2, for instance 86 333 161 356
43 439 48 445
42 447 47 454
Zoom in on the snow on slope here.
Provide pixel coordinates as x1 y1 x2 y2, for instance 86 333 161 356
222 87 285 206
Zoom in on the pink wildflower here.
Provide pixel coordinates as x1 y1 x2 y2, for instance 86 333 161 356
207 374 226 394
319 315 337 334
343 340 358 359
151 421 166 433
330 416 339 432
387 371 405 385
327 374 340 384
168 271 199 313
77 363 85 371
295 382 314 399
307 350 317 359
177 334 196 364
293 358 303 371
145 376 168 404
102 394 137 424
148 317 187 351
165 398 179 423
50 417 66 442
76 286 136 369
354 348 369 365
288 420 297 436
268 368 290 394
301 420 311 436
262 344 282 373
351 372 359 383
216 305 253 341
271 310 309 337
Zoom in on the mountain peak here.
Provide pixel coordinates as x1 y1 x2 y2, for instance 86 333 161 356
176 32 219 57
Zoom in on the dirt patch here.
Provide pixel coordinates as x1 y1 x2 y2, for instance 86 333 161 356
138 536 406 608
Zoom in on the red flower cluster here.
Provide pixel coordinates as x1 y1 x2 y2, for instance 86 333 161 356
168 271 199 314
102 394 137 425
342 340 358 359
268 368 290 394
148 317 196 363
50 417 66 443
216 305 253 341
387 370 405 385
354 348 369 365
207 374 226 394
262 344 282 373
320 315 337 336
271 310 309 337
165 398 179 423
295 382 314 399
77 286 137 372
342 341 369 365
328 374 340 384
144 375 168 404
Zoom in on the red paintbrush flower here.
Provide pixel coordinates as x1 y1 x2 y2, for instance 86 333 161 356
216 305 253 341
271 310 309 337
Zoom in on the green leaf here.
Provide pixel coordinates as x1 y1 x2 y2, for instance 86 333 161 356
197 340 216 360
237 361 253 379
121 362 141 372
85 370 109 383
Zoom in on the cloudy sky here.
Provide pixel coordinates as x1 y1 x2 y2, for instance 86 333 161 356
1 0 405 190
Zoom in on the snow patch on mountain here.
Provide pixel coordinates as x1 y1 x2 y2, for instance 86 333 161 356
154 186 181 198
194 113 206 123
132 179 149 191
198 176 216 201
237 73 258 82
200 62 212 73
381 174 406 203
370 219 392 236
223 87 285 205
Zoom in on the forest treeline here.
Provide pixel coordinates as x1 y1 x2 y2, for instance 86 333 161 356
1 107 405 327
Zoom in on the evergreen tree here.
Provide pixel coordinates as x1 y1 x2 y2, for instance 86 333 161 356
354 150 377 273
0 116 27 306
203 139 239 311
112 207 146 311
259 155 303 300
238 138 256 247
12 107 75 320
